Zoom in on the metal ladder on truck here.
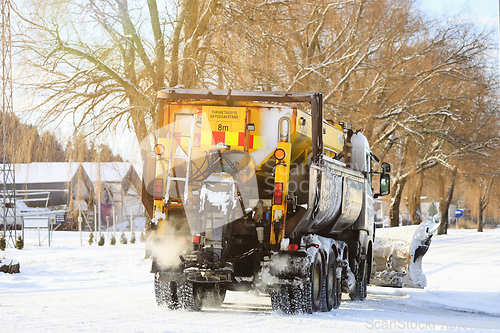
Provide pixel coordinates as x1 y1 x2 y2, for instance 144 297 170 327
165 113 196 203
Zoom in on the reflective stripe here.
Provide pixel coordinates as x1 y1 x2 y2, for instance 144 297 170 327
253 135 264 149
199 131 265 149
212 131 225 145
174 133 201 147
201 131 247 147
225 132 239 146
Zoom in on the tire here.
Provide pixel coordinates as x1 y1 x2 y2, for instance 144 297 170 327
164 281 180 309
289 285 305 314
270 290 280 312
366 244 373 286
178 282 204 311
325 249 341 310
271 285 306 314
306 251 323 313
204 284 226 308
349 260 368 301
302 281 313 314
154 274 167 306
271 285 293 314
271 250 324 314
320 272 328 312
154 274 180 309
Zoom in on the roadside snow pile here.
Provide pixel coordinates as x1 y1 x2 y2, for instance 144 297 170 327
382 228 500 317
0 258 20 273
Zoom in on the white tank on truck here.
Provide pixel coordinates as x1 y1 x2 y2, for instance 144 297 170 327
141 89 436 313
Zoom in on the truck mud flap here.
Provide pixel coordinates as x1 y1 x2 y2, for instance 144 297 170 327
260 251 309 282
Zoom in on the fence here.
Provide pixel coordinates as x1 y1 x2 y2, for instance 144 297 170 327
22 216 51 246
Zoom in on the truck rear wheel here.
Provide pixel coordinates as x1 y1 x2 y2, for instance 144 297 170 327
178 282 204 311
302 250 323 313
154 273 179 309
325 249 341 310
154 276 166 306
204 284 226 308
289 285 306 314
270 285 306 314
270 286 292 314
349 260 368 301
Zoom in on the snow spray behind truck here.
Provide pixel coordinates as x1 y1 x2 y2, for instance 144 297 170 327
141 88 436 313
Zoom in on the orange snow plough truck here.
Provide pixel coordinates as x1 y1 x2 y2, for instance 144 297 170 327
142 88 435 314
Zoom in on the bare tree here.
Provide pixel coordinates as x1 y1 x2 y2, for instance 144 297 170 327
14 0 226 143
437 165 458 235
407 171 424 225
476 174 497 232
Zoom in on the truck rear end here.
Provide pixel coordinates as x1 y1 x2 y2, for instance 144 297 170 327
143 89 392 313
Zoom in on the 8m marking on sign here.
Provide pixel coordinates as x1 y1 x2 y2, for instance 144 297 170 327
217 123 230 131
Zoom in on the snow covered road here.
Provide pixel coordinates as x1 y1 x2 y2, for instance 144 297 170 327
1 228 499 332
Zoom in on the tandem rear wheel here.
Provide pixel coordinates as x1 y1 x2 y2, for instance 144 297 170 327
154 274 226 311
349 259 368 301
270 247 342 314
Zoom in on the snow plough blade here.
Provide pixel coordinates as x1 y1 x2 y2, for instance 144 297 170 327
371 221 438 288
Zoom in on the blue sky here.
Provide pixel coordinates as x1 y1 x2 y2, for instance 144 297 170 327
418 0 500 82
419 0 498 38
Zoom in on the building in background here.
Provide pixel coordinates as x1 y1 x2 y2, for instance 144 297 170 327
10 162 142 230
81 162 142 229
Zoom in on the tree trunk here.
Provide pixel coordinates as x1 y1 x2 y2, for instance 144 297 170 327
170 0 189 87
181 0 217 88
477 199 483 232
477 174 496 233
438 166 457 235
147 0 166 91
408 173 423 225
389 179 407 227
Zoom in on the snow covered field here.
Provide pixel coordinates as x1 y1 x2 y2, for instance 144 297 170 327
1 228 499 332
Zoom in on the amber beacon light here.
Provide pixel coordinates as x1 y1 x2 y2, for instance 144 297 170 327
154 144 165 155
274 148 286 161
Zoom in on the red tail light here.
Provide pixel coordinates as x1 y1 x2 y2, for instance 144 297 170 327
153 178 163 200
288 244 298 251
193 235 201 244
274 182 283 205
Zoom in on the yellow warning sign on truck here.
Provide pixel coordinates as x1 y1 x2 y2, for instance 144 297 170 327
201 106 246 150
